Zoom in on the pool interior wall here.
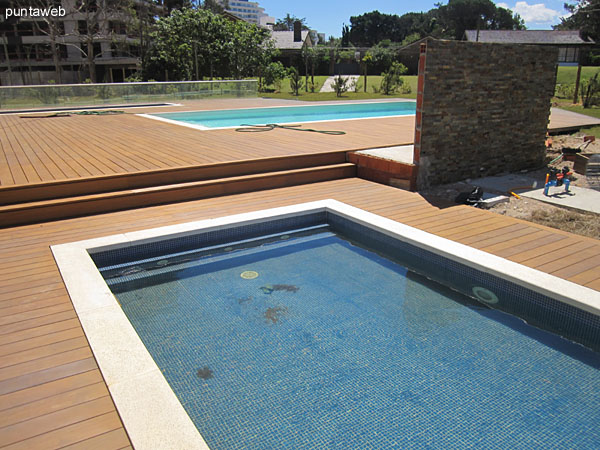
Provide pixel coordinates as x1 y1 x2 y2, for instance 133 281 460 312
91 210 600 353
96 223 600 449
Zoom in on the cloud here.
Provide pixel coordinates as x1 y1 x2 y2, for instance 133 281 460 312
498 1 566 24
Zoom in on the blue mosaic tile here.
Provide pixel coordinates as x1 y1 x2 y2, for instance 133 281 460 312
91 211 326 268
94 212 600 449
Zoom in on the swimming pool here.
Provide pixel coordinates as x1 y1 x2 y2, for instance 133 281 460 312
52 200 600 449
141 100 416 130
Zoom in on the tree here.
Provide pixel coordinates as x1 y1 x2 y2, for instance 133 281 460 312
144 8 275 81
14 0 68 83
362 52 373 92
435 0 525 40
554 0 600 42
287 66 303 96
228 20 275 80
331 75 350 97
75 0 127 83
347 2 524 46
273 14 309 31
262 61 286 91
202 0 228 14
380 61 408 95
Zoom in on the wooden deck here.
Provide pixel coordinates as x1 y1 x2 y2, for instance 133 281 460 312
1 177 600 448
0 98 414 188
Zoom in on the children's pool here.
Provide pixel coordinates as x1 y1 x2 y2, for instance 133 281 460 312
52 201 600 449
143 101 416 129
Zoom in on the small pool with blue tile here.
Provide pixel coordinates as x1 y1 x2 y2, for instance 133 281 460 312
99 225 600 449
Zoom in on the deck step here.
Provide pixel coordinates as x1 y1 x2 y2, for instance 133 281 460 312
0 151 349 206
0 163 356 228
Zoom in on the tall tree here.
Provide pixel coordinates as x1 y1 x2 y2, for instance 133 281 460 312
144 7 275 81
14 0 67 83
273 14 309 31
554 0 600 42
435 0 524 40
347 1 524 47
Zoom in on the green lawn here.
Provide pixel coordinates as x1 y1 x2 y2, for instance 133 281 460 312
553 66 600 137
258 75 417 101
555 66 599 85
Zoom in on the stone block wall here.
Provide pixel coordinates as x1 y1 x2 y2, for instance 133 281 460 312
414 40 558 189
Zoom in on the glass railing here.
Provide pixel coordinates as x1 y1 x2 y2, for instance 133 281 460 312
0 80 258 111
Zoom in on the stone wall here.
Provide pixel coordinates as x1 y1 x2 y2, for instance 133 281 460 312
414 40 558 189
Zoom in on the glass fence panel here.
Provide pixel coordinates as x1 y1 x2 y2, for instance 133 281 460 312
0 80 258 110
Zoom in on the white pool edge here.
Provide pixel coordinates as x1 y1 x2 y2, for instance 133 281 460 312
137 112 416 131
51 199 600 449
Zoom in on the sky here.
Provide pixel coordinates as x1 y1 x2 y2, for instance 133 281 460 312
256 0 571 39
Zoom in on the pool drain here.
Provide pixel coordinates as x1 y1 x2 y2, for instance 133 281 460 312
472 286 499 304
241 270 259 279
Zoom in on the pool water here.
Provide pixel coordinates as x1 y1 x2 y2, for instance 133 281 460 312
151 101 416 128
102 227 600 449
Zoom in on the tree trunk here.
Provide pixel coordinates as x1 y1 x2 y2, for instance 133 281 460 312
305 58 308 92
2 33 13 86
51 40 63 84
87 40 96 83
573 63 582 104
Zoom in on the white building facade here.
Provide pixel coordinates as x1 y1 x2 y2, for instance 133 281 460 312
217 0 274 27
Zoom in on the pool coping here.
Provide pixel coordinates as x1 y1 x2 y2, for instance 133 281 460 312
51 199 600 449
136 99 416 131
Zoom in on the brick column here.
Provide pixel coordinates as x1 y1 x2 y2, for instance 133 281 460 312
413 42 427 167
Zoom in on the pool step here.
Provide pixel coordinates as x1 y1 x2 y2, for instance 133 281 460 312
0 163 356 228
0 151 349 206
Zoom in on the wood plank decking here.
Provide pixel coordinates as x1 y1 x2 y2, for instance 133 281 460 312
0 99 415 188
1 177 600 449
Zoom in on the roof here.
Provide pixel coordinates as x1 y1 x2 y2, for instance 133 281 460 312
464 30 594 45
271 30 312 49
398 36 436 53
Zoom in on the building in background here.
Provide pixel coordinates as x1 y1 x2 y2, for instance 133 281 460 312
217 0 274 27
0 0 159 85
464 30 595 65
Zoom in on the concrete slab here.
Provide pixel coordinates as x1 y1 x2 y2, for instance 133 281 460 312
521 186 600 214
480 193 510 208
470 174 541 194
356 145 414 164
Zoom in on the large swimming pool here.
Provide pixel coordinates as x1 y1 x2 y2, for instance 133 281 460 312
143 101 416 129
52 201 600 449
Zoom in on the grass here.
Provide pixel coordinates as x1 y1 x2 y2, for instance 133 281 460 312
555 66 600 86
259 75 417 101
553 66 600 137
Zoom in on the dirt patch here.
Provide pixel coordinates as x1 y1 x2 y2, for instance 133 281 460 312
491 196 600 239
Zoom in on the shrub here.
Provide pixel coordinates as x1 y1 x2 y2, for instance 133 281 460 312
581 71 600 108
555 83 575 99
288 67 303 96
332 75 350 97
380 62 408 95
263 61 286 92
34 80 58 105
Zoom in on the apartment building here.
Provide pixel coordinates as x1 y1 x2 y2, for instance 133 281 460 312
216 0 273 27
0 0 155 85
